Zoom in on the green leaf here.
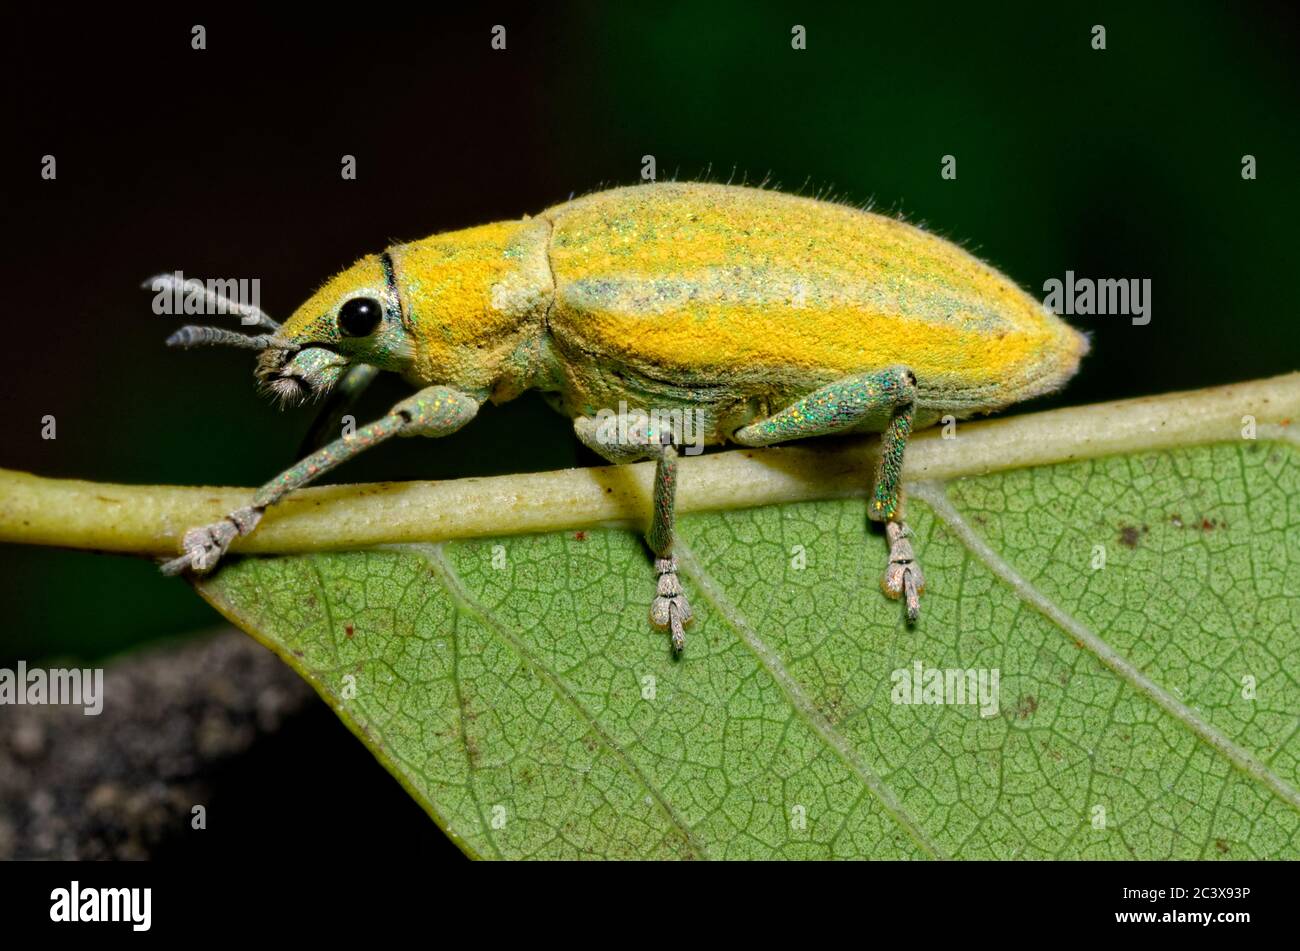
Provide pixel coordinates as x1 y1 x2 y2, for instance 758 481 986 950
198 436 1300 859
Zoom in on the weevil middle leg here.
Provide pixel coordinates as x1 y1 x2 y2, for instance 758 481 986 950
731 366 926 622
574 415 693 653
162 386 480 575
297 363 381 457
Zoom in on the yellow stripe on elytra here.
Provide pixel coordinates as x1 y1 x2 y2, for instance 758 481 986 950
556 297 1055 384
544 184 1081 387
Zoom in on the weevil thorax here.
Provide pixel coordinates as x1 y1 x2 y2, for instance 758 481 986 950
385 218 554 401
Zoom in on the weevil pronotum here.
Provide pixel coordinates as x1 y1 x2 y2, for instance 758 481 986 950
159 182 1088 651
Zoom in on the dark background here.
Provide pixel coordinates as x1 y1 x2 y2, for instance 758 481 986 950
1 2 1297 859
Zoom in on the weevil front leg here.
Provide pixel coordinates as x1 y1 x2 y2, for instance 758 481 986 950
161 386 481 576
732 366 925 622
574 416 692 652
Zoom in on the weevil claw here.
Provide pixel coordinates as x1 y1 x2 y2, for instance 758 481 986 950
159 552 194 576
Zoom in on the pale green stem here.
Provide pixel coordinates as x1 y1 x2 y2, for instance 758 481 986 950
1 373 1296 557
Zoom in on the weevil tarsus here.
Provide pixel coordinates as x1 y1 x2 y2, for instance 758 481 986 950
732 366 925 622
883 521 924 623
161 386 480 576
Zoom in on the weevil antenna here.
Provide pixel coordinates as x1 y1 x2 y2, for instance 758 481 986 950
165 326 293 350
142 273 281 332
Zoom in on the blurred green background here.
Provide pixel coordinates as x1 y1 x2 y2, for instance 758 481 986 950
3 2 1297 666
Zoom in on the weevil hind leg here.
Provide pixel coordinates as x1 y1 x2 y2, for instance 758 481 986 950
573 415 693 653
732 366 925 624
866 374 925 623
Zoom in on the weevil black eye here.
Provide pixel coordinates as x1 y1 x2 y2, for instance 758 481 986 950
338 297 382 337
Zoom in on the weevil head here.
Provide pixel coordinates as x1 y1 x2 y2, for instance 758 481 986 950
260 218 554 406
257 253 415 406
380 220 554 400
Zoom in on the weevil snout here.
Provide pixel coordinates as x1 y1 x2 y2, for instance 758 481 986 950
257 346 348 407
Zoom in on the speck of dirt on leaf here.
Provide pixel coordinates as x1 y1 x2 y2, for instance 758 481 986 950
344 624 355 639
1016 695 1039 720
574 531 587 541
1216 839 1230 854
1118 525 1141 548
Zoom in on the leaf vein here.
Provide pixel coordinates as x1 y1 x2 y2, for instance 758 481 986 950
911 479 1300 817
412 542 711 860
673 538 947 859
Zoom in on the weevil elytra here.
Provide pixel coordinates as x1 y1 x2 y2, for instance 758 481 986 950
159 182 1088 650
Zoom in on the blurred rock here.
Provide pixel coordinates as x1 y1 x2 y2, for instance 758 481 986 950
0 629 314 859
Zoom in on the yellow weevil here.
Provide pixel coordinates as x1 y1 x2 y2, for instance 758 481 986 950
159 182 1088 651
